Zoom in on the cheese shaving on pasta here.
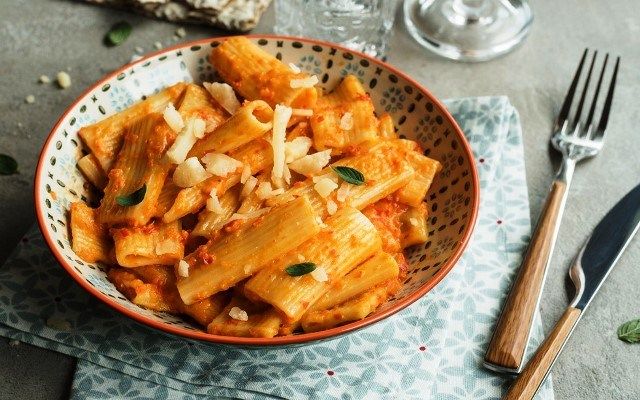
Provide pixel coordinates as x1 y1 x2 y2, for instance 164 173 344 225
291 108 314 117
256 182 285 200
228 306 249 321
284 136 312 163
228 207 272 222
314 177 339 198
177 260 190 278
288 62 301 74
340 112 354 130
271 104 292 183
203 81 241 115
283 164 291 185
241 175 258 199
336 182 351 203
206 189 224 214
173 157 211 188
155 238 179 255
310 266 329 282
166 117 206 164
290 75 319 89
288 150 332 176
240 164 252 184
163 103 184 133
409 217 419 226
326 199 338 215
201 152 243 177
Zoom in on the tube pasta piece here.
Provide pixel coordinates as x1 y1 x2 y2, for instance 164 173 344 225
107 267 181 313
112 220 184 268
400 203 429 248
394 139 442 207
77 154 107 190
176 84 227 133
79 82 186 171
181 293 229 327
378 113 397 139
176 196 322 305
210 37 317 109
192 186 240 238
310 75 378 152
307 252 399 313
244 207 382 321
154 180 181 218
301 284 394 333
207 296 282 338
98 114 173 226
267 141 415 217
362 198 408 253
188 100 273 159
70 202 113 264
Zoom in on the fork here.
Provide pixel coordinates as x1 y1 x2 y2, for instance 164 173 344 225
483 49 621 374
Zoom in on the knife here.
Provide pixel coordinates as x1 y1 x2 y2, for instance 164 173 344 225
503 182 640 400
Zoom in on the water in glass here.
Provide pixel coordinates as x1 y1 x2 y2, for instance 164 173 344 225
275 0 396 58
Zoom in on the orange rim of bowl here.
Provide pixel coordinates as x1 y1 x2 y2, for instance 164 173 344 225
34 35 480 346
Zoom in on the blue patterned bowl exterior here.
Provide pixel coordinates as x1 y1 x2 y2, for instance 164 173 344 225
34 36 479 346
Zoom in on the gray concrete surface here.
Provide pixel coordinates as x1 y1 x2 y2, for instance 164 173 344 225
1 1 639 399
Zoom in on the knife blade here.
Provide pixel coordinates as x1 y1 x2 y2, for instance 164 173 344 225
503 182 640 400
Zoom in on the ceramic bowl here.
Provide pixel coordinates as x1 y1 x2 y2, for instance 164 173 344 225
34 35 479 346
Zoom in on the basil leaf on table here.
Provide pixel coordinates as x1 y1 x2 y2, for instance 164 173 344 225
617 318 640 343
0 154 18 175
105 21 132 46
332 166 365 185
116 184 146 207
285 262 316 277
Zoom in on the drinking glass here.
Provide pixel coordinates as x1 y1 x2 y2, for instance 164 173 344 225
274 0 396 59
404 0 533 62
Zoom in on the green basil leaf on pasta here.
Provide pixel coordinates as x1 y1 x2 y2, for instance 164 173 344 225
116 184 146 207
332 166 365 185
285 262 317 277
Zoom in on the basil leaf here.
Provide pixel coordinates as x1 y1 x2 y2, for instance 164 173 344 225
116 184 146 207
332 166 365 186
285 262 316 277
106 21 132 46
618 318 640 343
0 154 18 175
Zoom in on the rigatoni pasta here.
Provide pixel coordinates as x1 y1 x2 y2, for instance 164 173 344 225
68 37 441 337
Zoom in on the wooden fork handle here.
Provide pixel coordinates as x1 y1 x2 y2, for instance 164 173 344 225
484 180 570 372
503 307 581 399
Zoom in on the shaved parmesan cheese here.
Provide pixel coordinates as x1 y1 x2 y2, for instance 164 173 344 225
57 71 71 89
326 199 338 215
166 117 206 164
206 189 224 214
336 182 351 203
289 150 332 176
290 75 319 89
311 266 329 282
173 157 211 188
203 82 241 115
163 103 184 133
285 136 313 163
202 152 243 177
241 175 258 199
340 112 354 130
291 108 313 117
283 164 291 185
288 62 301 74
312 173 334 183
243 265 252 274
229 306 248 321
314 177 339 198
228 207 272 222
240 164 252 184
177 260 190 278
256 182 285 200
409 217 419 226
271 104 292 183
155 238 178 255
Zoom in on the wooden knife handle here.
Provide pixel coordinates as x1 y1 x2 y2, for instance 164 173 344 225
503 307 581 400
485 180 569 371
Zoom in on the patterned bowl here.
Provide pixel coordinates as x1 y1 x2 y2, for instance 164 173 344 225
34 35 479 346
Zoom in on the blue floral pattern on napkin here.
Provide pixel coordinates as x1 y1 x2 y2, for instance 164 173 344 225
0 97 553 400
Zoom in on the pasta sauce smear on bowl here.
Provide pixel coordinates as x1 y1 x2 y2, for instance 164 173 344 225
36 36 479 345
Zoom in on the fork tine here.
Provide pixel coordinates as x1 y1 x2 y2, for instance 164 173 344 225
573 51 597 131
585 54 609 129
555 49 588 132
596 56 620 134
